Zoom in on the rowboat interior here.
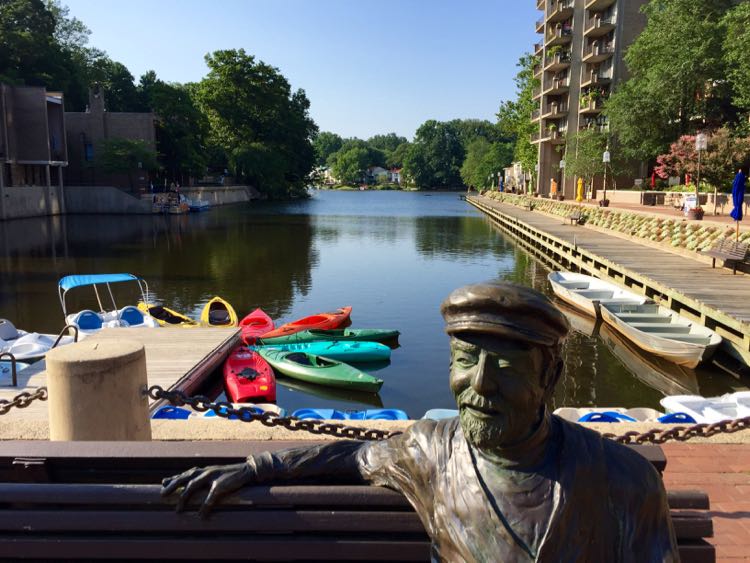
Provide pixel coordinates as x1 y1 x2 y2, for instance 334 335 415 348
601 302 713 346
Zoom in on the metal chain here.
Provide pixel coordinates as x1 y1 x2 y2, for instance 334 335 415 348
0 388 48 415
148 386 401 441
5 384 748 446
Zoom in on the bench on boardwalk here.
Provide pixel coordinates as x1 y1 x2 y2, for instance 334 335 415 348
0 441 715 562
523 200 535 211
567 209 584 225
701 239 748 274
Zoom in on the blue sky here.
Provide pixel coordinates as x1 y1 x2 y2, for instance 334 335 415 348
63 0 539 140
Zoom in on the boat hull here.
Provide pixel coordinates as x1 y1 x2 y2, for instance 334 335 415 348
258 328 400 346
223 347 276 403
200 297 239 327
258 348 383 393
260 307 352 339
547 272 645 318
255 341 391 363
137 302 198 327
240 308 274 344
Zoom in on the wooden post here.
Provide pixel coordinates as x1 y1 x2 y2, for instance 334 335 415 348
46 340 151 441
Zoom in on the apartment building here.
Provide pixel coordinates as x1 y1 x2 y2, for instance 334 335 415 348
532 0 647 198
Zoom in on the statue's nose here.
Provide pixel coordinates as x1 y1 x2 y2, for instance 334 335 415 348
470 351 502 395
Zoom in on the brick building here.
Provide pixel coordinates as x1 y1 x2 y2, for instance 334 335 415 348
0 84 67 191
65 86 156 193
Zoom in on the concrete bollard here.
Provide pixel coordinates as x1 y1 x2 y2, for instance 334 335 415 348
45 339 152 441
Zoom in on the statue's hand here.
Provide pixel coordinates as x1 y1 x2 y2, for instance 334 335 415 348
161 462 255 518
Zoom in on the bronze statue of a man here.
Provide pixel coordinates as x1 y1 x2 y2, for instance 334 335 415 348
163 282 678 562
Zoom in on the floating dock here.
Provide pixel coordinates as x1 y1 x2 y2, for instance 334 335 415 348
468 196 750 366
0 327 239 423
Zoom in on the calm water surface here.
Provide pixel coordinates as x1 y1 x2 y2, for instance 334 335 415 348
0 190 742 416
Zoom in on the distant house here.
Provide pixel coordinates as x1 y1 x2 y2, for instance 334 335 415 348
316 166 336 185
0 83 67 190
64 86 156 193
388 167 402 184
367 166 389 183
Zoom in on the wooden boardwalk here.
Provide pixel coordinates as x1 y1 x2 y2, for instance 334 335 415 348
468 196 750 365
0 327 239 422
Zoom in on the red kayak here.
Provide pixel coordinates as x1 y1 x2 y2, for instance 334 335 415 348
260 306 352 340
223 346 276 403
240 308 274 345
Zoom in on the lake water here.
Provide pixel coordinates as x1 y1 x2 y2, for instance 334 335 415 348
0 190 741 417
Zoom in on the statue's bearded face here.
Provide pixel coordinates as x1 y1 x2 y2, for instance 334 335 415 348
449 334 549 450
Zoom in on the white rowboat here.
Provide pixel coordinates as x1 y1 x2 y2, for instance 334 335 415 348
547 271 646 317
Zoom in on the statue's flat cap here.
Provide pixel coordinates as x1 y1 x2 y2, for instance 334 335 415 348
440 282 569 347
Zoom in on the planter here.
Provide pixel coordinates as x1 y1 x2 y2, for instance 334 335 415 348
687 208 704 221
598 199 610 207
556 195 565 201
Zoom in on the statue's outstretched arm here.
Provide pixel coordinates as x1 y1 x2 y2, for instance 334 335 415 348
161 440 366 517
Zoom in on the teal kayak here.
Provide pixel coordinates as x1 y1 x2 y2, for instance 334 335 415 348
258 328 400 346
257 348 384 393
253 341 390 362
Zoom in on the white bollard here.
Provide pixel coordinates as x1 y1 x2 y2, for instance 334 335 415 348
46 339 151 441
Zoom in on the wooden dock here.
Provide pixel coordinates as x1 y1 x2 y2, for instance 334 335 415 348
468 196 750 366
0 327 239 422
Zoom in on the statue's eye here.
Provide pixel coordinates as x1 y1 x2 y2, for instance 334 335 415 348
454 353 477 368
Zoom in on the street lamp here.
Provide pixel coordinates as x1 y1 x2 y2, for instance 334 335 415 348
601 148 611 206
695 132 708 215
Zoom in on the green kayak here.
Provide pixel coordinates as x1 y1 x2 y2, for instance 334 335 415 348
257 348 384 393
258 328 400 346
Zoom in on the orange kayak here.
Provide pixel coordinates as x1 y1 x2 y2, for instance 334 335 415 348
240 308 274 345
260 306 352 340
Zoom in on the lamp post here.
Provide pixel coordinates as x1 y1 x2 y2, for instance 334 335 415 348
559 159 566 198
601 148 610 206
695 133 708 216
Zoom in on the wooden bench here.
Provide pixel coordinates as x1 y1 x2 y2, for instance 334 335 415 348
701 239 748 274
523 200 534 211
567 209 584 225
0 441 715 562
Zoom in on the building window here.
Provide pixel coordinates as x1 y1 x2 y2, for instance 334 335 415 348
84 143 94 161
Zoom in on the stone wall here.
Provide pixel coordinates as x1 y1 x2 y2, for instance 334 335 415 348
1 185 63 220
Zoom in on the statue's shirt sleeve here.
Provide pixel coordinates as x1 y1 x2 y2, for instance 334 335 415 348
356 419 442 524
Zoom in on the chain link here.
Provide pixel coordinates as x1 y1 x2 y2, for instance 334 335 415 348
0 388 48 415
4 384 748 446
148 386 401 441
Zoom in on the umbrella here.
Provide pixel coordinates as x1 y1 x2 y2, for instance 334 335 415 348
576 177 584 202
730 170 746 241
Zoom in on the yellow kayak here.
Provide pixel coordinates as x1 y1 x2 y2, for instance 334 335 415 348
137 302 199 327
200 296 239 327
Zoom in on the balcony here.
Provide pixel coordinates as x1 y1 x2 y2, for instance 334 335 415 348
550 129 567 145
534 42 544 56
579 119 609 133
537 0 545 9
547 0 575 24
531 130 542 144
542 76 570 96
536 17 545 33
533 64 542 78
532 109 541 122
585 0 616 11
579 97 605 115
580 70 612 89
545 25 573 47
533 86 542 100
582 41 615 63
541 101 569 119
584 14 616 38
543 50 571 72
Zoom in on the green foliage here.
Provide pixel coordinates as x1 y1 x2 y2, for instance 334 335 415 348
460 138 513 189
605 0 736 161
387 142 410 168
402 120 465 189
560 129 607 186
723 2 750 112
329 146 369 184
313 131 343 167
496 53 539 175
96 138 158 190
195 49 317 198
367 133 407 154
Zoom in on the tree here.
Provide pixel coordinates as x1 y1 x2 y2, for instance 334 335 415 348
496 54 539 177
606 0 736 161
387 141 410 169
96 138 158 191
313 131 343 166
138 72 208 183
449 119 505 147
561 129 607 191
460 138 513 190
402 120 464 189
723 2 750 112
330 146 369 184
367 133 407 154
195 49 317 198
